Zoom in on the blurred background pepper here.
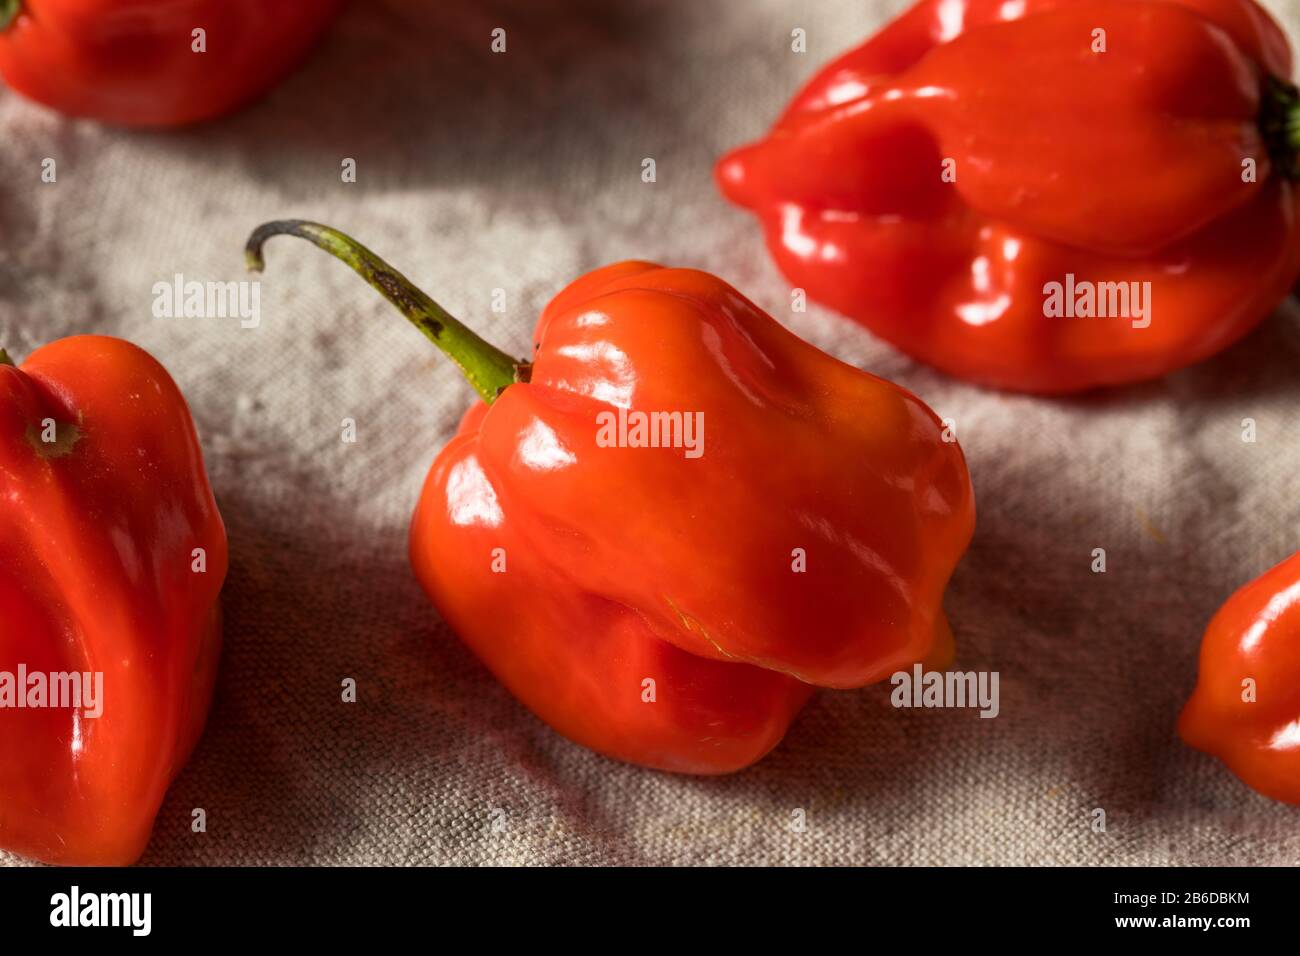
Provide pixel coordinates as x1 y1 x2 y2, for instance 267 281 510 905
0 0 343 126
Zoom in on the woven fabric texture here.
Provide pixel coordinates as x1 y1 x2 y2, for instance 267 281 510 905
2 0 1299 866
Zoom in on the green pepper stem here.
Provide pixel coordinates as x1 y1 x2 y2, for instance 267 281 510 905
245 220 528 404
0 1 20 32
1260 75 1300 180
0 349 13 367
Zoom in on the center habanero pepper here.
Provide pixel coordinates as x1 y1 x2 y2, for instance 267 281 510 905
717 0 1300 393
246 220 976 774
0 336 227 865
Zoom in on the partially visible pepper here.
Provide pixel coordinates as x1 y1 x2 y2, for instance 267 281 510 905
0 0 342 126
717 0 1300 392
0 336 227 864
1180 550 1300 805
247 220 976 774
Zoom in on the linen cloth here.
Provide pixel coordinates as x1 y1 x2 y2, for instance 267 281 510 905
2 0 1299 867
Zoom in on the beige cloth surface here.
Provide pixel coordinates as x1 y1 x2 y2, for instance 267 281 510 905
3 0 1300 866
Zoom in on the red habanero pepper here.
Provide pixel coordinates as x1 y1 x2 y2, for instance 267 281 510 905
1180 551 1300 805
716 0 1300 393
0 0 342 127
0 337 227 865
247 220 975 774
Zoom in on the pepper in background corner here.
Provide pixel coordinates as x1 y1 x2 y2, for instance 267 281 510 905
0 0 342 127
0 337 227 865
247 220 975 774
1180 550 1300 805
717 0 1300 393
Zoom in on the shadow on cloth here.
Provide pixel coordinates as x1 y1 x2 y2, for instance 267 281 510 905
135 0 669 208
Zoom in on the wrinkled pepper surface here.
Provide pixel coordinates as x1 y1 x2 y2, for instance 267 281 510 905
1180 550 1300 805
0 337 227 865
0 0 342 126
717 0 1300 393
248 220 976 774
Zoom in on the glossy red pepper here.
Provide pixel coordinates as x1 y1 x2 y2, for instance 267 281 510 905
717 0 1300 393
1180 550 1300 805
247 221 976 774
0 336 227 865
0 0 342 127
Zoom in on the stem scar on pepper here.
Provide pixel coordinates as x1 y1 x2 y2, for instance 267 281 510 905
0 1 19 33
27 422 80 459
0 349 76 457
1259 75 1300 179
244 220 529 404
